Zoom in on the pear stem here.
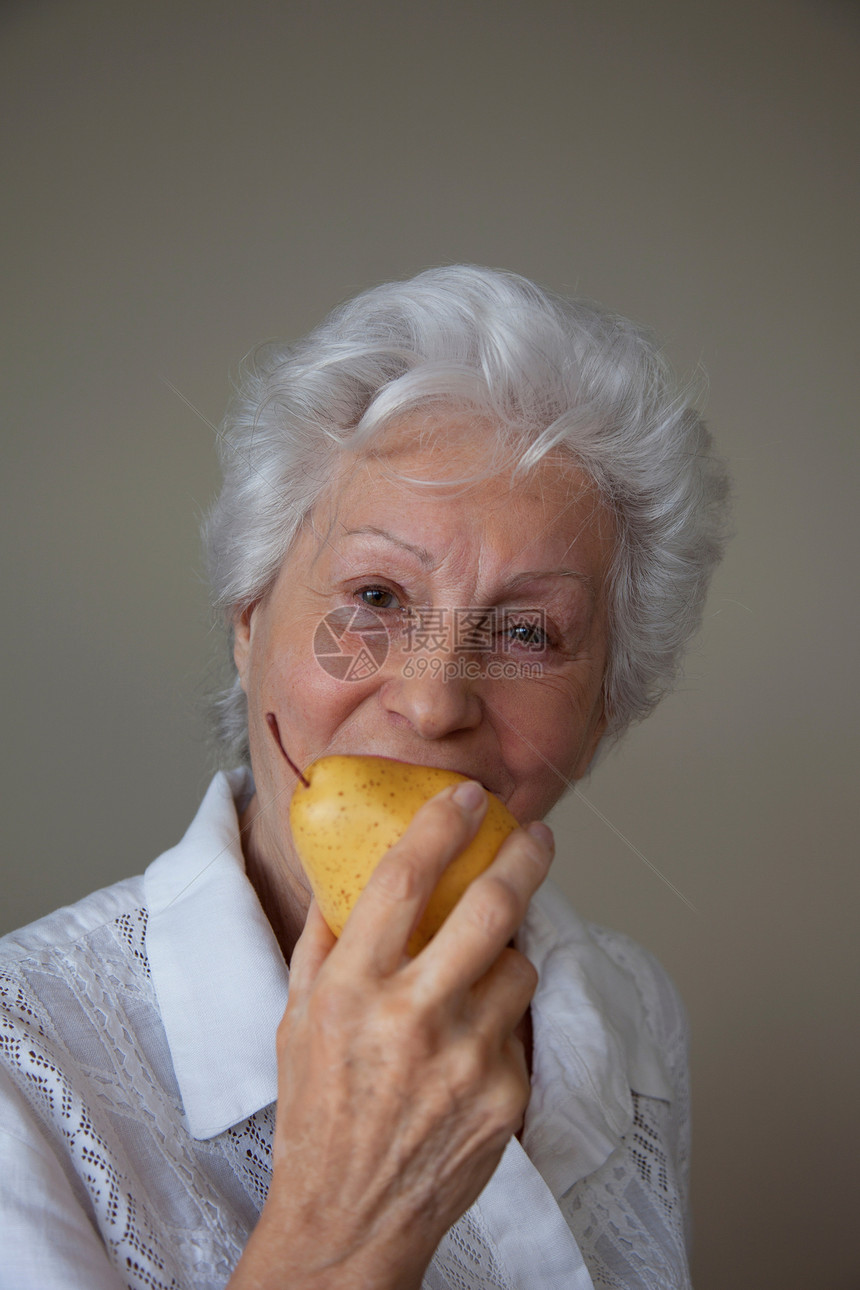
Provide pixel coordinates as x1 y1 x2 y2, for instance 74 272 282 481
265 712 311 788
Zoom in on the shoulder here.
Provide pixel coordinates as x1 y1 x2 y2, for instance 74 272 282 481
529 881 690 1097
585 920 690 1061
0 876 152 1066
0 875 147 967
0 878 191 1290
0 873 170 1173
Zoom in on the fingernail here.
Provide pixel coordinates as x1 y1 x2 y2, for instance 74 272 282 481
452 780 485 812
527 820 554 851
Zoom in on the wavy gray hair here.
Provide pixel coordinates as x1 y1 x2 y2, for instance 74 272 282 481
204 265 729 765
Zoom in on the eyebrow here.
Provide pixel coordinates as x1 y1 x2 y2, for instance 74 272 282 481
343 526 594 594
343 526 436 567
505 568 595 599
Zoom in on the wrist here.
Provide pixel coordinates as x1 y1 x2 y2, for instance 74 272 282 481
227 1196 428 1290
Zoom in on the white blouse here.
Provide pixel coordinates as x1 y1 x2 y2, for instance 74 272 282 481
0 770 693 1289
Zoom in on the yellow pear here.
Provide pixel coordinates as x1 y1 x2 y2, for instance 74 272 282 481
289 754 519 954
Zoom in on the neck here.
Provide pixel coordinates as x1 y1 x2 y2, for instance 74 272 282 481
239 792 311 962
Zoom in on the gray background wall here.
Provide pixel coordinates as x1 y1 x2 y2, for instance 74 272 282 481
2 2 858 1286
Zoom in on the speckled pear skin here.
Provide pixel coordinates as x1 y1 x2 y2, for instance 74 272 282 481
289 755 519 954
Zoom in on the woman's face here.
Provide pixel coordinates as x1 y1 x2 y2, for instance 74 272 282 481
234 416 615 885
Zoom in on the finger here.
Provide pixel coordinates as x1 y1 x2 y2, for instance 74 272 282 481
467 946 539 1043
288 898 337 996
334 780 489 976
419 820 554 994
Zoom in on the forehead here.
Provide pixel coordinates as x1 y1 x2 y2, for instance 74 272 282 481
310 413 615 574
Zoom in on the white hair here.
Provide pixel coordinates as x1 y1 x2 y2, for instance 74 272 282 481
204 265 730 764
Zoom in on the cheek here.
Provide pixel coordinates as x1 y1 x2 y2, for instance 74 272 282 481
496 680 599 812
265 652 376 766
522 735 580 814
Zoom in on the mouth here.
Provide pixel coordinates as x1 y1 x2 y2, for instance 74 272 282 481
265 714 505 801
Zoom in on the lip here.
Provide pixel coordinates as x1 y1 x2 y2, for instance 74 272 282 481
266 714 504 797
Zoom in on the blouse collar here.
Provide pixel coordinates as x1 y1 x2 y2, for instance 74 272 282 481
145 769 288 1139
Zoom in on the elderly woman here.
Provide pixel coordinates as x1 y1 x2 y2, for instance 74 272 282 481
0 266 728 1289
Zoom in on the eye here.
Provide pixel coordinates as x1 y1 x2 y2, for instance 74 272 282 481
505 620 549 649
356 585 401 611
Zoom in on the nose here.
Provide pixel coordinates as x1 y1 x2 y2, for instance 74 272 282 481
380 658 483 740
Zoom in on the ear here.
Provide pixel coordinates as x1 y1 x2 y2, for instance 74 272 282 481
232 602 259 694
